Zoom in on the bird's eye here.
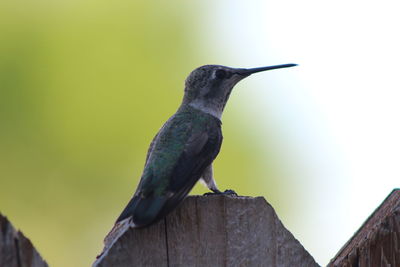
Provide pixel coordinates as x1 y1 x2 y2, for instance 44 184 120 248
215 69 227 79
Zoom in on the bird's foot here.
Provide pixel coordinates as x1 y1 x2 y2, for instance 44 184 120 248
222 189 237 195
203 189 238 196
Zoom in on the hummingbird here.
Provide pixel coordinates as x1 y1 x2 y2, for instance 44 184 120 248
116 63 297 228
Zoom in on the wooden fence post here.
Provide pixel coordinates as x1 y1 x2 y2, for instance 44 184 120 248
0 214 48 267
93 195 319 267
4 190 400 266
329 189 400 266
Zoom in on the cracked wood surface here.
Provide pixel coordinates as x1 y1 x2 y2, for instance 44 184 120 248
0 214 48 267
94 195 319 267
329 189 400 267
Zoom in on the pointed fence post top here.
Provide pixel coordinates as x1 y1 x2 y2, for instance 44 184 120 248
329 189 400 266
0 214 48 267
94 195 319 267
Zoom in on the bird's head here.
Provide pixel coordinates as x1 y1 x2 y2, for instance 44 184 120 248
182 64 297 118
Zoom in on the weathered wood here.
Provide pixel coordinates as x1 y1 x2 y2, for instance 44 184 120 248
0 214 48 267
329 189 400 267
94 195 319 267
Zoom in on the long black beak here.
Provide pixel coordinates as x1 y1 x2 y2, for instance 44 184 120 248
236 63 297 76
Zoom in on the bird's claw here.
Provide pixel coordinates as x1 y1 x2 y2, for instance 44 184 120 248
203 189 238 196
222 189 237 195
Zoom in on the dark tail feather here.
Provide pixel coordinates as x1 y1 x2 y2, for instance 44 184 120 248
116 196 138 223
116 178 197 227
116 196 168 227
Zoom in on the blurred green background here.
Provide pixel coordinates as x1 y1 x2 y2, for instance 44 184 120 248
0 1 303 266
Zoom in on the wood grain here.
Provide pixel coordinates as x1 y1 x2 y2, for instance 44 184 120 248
94 195 319 267
329 189 400 267
0 214 48 267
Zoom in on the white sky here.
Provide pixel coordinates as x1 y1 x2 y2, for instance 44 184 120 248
202 0 400 264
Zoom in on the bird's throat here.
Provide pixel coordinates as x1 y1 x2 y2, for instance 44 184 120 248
187 101 223 119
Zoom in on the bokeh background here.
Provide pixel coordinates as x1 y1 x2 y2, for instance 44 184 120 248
1 1 400 266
